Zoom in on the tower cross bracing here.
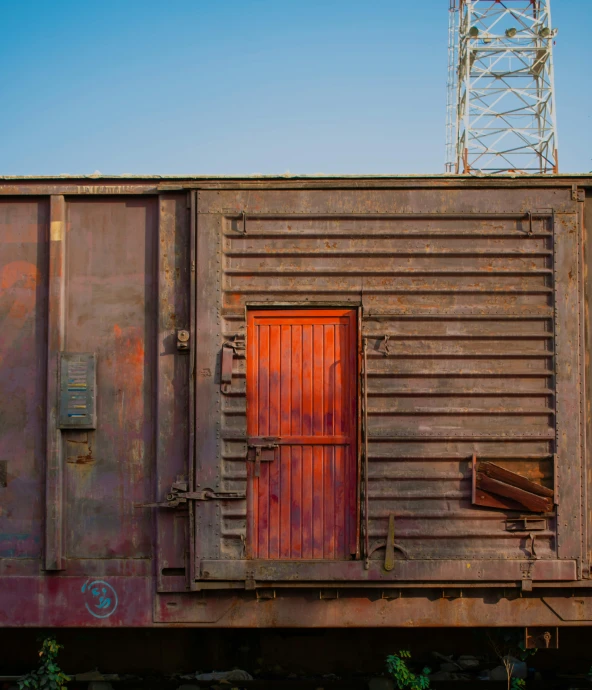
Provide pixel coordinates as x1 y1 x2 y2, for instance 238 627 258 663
446 0 558 175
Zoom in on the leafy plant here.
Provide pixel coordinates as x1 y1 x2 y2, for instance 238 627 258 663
517 640 537 662
511 679 526 690
386 650 431 690
18 636 70 690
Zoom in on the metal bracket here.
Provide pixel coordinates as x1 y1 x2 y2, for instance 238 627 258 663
221 335 245 393
384 513 397 571
527 210 534 235
137 479 245 509
319 589 339 600
520 559 535 592
441 589 463 600
176 329 190 351
572 186 585 202
528 532 538 559
381 589 401 601
246 438 279 477
224 334 245 353
525 627 559 649
365 514 408 570
256 589 275 599
506 517 547 532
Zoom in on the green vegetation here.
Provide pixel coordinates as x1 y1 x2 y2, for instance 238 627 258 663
386 650 431 690
18 636 70 690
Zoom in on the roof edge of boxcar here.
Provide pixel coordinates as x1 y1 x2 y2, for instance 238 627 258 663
0 173 592 181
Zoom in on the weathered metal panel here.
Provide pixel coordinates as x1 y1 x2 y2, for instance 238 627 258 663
45 195 66 569
1 176 592 627
63 197 157 559
194 200 224 564
554 213 585 567
1 574 591 628
585 188 592 577
0 576 152 627
0 198 49 561
195 186 581 583
246 309 357 559
155 193 191 592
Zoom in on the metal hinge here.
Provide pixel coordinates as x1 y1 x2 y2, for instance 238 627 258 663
525 627 559 649
137 479 245 509
572 186 585 202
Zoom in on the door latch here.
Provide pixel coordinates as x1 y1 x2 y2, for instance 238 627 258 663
246 438 279 477
137 479 245 509
221 335 245 393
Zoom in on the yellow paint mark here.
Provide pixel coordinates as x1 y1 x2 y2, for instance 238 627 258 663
466 563 471 568
50 220 63 241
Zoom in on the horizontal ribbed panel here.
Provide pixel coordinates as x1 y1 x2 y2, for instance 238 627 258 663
220 214 556 562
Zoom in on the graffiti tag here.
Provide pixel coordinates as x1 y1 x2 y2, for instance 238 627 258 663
81 579 118 619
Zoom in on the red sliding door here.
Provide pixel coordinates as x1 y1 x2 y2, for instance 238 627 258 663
246 309 358 560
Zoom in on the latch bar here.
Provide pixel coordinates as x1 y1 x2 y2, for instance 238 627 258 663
137 480 245 509
247 437 279 477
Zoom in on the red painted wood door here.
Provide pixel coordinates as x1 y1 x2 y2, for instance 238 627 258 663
246 309 358 560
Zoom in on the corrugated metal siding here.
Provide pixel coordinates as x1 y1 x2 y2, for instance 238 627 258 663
219 209 556 562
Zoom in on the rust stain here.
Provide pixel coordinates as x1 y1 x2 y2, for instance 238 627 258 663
0 261 38 321
113 324 145 431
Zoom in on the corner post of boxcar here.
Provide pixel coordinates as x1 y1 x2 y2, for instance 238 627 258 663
553 199 586 575
45 195 67 570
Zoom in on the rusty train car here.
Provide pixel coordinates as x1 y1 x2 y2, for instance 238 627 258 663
1 174 592 630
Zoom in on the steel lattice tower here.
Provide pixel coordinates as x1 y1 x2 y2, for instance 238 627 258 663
445 0 559 175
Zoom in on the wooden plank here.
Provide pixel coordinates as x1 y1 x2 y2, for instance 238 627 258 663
476 474 553 512
479 462 554 497
474 488 524 511
45 195 66 570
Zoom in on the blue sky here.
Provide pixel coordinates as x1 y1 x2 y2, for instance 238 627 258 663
0 0 589 175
